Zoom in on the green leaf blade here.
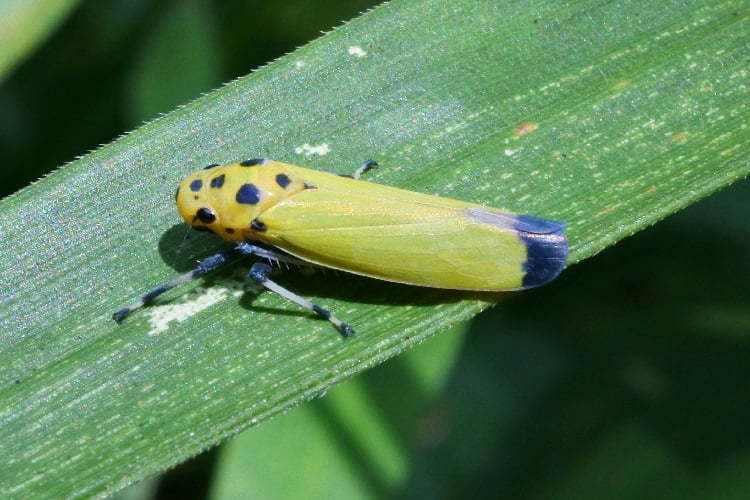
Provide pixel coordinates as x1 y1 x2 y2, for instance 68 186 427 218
1 0 749 497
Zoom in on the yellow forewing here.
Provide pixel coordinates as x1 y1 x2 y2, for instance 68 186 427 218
256 164 534 290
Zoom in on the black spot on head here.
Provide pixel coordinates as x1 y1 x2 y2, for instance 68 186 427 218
251 219 267 232
276 173 291 189
210 174 225 188
196 207 216 224
240 158 265 166
204 163 220 170
236 183 261 204
190 179 203 192
225 228 235 234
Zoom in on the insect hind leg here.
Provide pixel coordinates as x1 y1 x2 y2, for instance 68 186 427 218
248 262 354 337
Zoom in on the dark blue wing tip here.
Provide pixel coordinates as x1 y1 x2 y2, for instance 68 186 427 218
514 214 567 234
515 214 569 288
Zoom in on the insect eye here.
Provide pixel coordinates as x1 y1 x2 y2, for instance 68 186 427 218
196 207 216 224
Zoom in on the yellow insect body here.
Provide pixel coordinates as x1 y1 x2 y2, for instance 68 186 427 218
116 158 566 335
176 160 567 291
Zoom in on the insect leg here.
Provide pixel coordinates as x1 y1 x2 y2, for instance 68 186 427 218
112 248 239 322
339 160 378 179
248 262 354 337
236 241 309 267
352 160 378 179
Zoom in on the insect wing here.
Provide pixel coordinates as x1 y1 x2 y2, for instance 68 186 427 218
258 170 566 290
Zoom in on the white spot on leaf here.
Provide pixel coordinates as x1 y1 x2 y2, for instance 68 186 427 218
147 287 229 336
294 143 331 157
348 45 367 57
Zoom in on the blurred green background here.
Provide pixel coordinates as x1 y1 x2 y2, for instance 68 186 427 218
2 1 749 499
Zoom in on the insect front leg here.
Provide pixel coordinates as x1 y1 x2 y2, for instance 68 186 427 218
113 248 240 322
248 262 354 337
